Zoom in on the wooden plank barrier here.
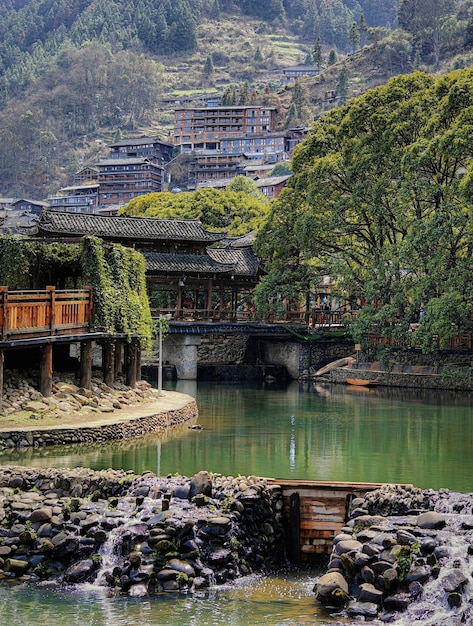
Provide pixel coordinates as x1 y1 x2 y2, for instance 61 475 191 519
268 479 383 563
0 286 93 340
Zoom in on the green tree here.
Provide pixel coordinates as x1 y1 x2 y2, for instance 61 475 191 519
327 48 337 65
227 175 265 200
203 54 214 75
254 186 314 320
263 69 473 349
348 22 360 52
311 36 323 69
358 14 368 46
336 63 349 105
398 0 455 67
120 186 268 236
270 162 292 176
286 80 312 126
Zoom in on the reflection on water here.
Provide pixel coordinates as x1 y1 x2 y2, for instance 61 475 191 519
1 380 472 624
1 380 473 492
0 569 351 626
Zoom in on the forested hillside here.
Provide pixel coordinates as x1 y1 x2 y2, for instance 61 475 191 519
0 0 472 199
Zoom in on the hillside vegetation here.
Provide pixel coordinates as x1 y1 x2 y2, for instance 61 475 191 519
1 0 473 198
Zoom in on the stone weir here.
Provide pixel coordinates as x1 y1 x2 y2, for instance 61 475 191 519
314 484 473 624
0 467 285 594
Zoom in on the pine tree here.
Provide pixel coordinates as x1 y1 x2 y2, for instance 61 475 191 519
312 36 323 69
204 54 214 75
336 64 349 105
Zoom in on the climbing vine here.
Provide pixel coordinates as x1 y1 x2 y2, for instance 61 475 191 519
0 236 81 289
81 236 153 348
0 235 153 349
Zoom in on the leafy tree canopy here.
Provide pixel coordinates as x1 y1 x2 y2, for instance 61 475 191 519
119 185 269 236
257 68 473 350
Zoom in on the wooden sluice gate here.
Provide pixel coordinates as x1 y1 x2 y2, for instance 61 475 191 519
267 479 383 563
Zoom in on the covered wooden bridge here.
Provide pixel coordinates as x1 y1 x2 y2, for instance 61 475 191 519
37 210 263 321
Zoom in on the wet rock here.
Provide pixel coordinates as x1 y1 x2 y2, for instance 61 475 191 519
347 600 379 618
383 592 412 612
416 511 446 529
357 582 384 604
442 568 468 593
167 558 195 577
448 592 463 608
314 571 349 606
189 471 212 499
334 539 362 555
63 559 96 583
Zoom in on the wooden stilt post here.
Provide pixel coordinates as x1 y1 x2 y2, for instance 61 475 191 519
102 340 115 388
40 344 53 397
80 341 92 389
136 343 142 383
125 340 137 388
114 341 123 376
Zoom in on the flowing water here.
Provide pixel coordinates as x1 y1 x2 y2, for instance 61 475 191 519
0 379 472 624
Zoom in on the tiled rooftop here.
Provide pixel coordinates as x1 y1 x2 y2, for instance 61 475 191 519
144 252 235 274
38 210 225 243
207 246 260 276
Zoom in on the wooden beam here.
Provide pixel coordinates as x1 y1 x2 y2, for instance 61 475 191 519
40 344 53 397
102 340 115 388
114 341 123 375
289 491 301 565
80 341 92 389
125 341 137 388
136 344 142 382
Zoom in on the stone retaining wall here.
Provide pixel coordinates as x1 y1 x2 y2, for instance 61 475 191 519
0 400 198 449
329 366 473 391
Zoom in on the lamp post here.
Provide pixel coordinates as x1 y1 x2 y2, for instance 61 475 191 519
158 314 163 396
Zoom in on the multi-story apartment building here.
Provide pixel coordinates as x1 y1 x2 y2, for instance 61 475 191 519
49 184 99 213
173 106 279 152
188 152 248 189
97 157 164 206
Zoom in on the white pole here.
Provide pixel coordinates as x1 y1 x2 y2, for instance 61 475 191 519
158 314 163 396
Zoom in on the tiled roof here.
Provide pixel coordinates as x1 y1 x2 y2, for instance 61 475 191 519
109 136 173 148
38 210 225 243
221 231 255 248
255 175 292 187
98 157 161 167
207 247 260 276
144 252 235 274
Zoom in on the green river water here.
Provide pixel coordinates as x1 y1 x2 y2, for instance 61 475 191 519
0 379 472 625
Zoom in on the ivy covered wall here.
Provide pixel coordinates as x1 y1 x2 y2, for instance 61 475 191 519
0 235 153 348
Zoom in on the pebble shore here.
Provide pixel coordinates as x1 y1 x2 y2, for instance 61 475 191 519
0 371 198 448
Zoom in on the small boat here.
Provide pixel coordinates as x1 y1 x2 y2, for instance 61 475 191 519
346 378 379 387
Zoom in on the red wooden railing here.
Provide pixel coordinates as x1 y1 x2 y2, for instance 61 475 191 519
0 286 93 340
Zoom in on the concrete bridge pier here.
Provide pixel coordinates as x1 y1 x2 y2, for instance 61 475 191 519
163 334 201 380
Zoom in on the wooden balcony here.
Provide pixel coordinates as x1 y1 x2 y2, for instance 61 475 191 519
0 286 93 341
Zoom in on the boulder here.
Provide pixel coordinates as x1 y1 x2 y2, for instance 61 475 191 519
314 571 350 606
417 511 446 529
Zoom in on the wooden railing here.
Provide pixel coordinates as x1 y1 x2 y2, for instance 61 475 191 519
0 286 93 340
152 308 350 326
366 333 473 351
